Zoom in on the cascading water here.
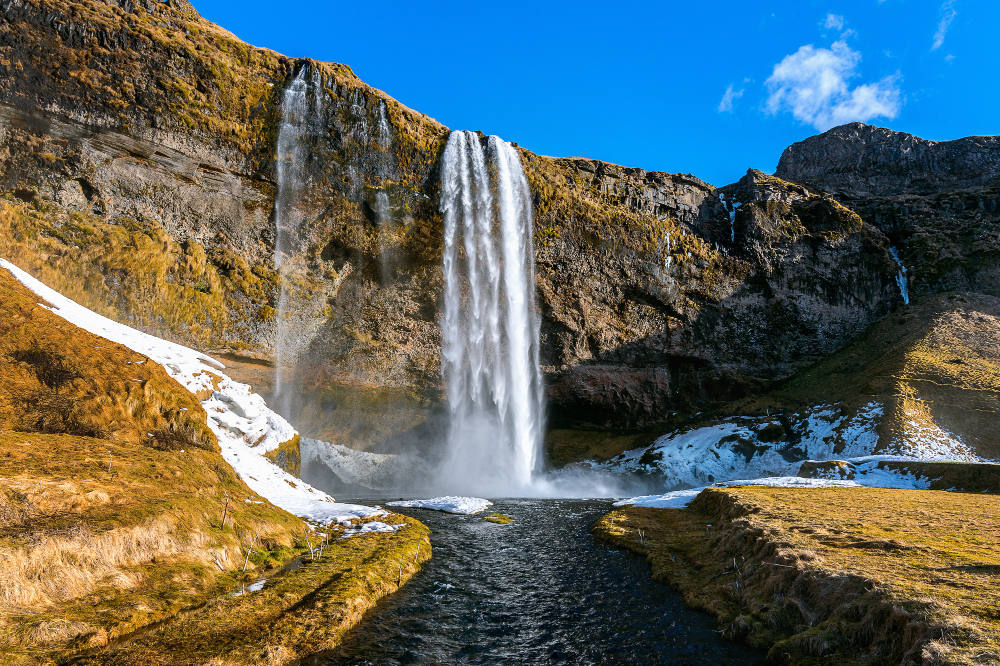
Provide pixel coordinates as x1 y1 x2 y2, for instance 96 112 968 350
439 130 545 495
888 246 910 306
273 67 322 416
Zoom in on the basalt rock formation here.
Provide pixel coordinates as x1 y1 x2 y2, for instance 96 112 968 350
1 0 977 465
777 122 1000 300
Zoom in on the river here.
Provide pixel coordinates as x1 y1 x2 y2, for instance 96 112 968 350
311 498 762 665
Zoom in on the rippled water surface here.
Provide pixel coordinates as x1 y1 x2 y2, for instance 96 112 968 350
314 499 762 665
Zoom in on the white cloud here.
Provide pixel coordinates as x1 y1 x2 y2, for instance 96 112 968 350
718 84 744 113
765 40 902 131
824 14 845 30
932 1 957 50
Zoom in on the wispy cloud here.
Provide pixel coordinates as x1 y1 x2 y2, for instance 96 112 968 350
765 40 901 131
824 14 845 31
932 1 957 50
718 84 744 113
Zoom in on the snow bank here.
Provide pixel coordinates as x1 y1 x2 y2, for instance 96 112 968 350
1 259 383 526
612 463 951 510
593 404 883 489
341 521 408 537
616 488 703 509
615 476 860 509
593 400 983 492
387 496 493 514
301 437 430 491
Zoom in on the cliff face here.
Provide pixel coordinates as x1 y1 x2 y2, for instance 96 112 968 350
777 122 1000 301
531 162 898 428
777 122 1000 197
0 0 912 456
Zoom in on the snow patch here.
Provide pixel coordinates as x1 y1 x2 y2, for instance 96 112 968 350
616 488 703 509
387 496 493 514
614 461 948 510
593 402 883 490
0 258 383 526
341 521 407 537
301 437 429 491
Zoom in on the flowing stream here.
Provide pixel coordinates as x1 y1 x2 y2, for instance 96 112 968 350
439 131 545 495
315 499 762 665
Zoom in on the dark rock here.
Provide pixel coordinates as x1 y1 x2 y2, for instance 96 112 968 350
776 122 1000 198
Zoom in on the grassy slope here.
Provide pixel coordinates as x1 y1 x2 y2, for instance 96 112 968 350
726 291 1000 459
0 269 430 665
0 185 282 354
596 487 1000 665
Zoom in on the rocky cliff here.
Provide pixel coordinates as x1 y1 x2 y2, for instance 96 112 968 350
777 122 1000 300
580 124 1000 478
0 0 927 463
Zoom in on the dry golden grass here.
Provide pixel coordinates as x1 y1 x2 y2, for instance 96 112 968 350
596 486 1000 665
0 427 310 664
0 270 430 665
78 514 431 666
0 263 216 448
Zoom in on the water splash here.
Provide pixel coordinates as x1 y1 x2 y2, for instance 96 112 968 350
438 130 545 495
273 66 322 415
888 246 910 305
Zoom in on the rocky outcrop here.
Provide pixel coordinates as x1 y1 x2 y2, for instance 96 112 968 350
0 0 909 457
776 122 1000 197
777 122 1000 301
535 165 899 428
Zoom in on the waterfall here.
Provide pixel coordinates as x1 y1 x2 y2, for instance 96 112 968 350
273 67 322 415
888 246 910 305
439 130 545 494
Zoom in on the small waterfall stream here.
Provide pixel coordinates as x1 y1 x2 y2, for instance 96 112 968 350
888 246 910 305
439 130 545 494
274 66 322 416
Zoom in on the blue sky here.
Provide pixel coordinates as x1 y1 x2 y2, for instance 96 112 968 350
196 0 998 186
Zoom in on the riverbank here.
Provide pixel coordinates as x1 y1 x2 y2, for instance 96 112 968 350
595 486 1000 665
0 264 431 665
72 511 430 665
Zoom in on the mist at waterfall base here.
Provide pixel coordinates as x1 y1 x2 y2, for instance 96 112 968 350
268 72 653 498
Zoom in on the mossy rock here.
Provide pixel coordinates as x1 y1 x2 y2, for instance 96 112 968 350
481 513 514 525
263 433 301 477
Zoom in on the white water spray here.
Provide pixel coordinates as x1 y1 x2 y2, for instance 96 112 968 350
274 67 322 415
439 131 545 495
